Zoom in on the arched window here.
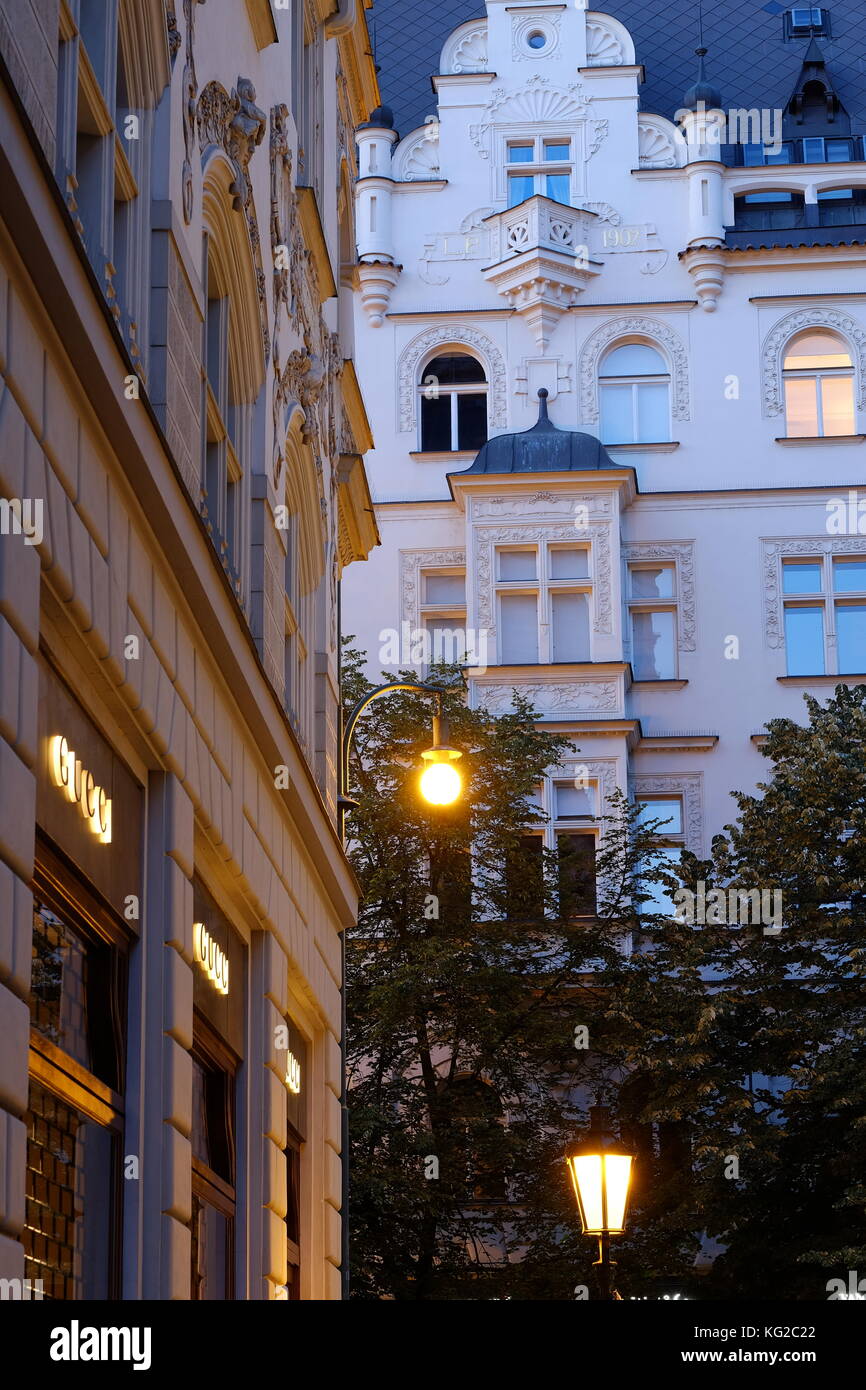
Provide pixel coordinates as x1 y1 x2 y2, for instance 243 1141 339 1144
599 343 670 445
419 354 488 452
783 330 855 437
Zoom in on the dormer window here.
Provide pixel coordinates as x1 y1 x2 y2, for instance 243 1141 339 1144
785 8 829 38
506 138 572 208
803 136 853 162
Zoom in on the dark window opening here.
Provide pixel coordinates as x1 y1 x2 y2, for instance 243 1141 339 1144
557 832 597 917
733 191 806 230
505 835 545 921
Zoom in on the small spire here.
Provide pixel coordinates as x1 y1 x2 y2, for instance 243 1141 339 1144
538 387 549 420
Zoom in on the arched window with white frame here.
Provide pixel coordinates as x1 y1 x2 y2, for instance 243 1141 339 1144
782 329 856 437
419 353 488 453
598 342 671 445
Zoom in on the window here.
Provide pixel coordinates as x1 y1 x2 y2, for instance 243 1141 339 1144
599 343 670 445
284 1136 302 1300
782 556 866 675
783 330 855 438
421 568 467 669
817 188 866 227
785 7 829 38
506 137 572 208
557 833 597 916
446 1078 506 1204
732 191 805 231
24 849 128 1299
203 235 247 589
419 354 488 452
742 141 795 166
628 564 678 680
804 137 853 164
636 796 685 918
191 1026 236 1300
496 543 592 665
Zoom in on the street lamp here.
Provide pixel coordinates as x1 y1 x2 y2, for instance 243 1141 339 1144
566 1105 635 1301
336 678 464 1299
339 681 463 832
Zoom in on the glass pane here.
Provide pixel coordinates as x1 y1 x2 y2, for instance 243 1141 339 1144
783 332 851 369
743 143 763 166
23 1081 114 1300
837 604 866 673
821 374 856 435
557 833 597 916
640 847 682 916
630 565 674 599
508 174 534 207
420 393 451 451
544 142 570 161
551 591 590 662
783 562 823 593
637 799 683 834
826 140 853 162
765 142 794 164
425 354 486 385
30 898 120 1089
506 836 544 920
457 391 488 450
600 343 666 376
784 605 825 674
425 572 466 603
192 1195 230 1300
556 782 595 818
550 547 589 579
499 549 536 581
784 375 819 436
833 559 866 593
508 143 533 163
545 172 570 204
499 593 538 663
636 382 670 442
600 383 634 443
425 620 467 665
803 137 824 162
632 609 676 680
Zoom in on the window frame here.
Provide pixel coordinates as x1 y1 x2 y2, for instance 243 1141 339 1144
598 341 672 445
627 561 679 681
420 567 468 672
190 1014 238 1301
495 542 593 665
782 554 866 675
505 134 575 208
418 353 489 453
782 330 856 438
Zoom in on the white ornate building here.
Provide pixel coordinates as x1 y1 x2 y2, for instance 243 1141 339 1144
344 0 866 888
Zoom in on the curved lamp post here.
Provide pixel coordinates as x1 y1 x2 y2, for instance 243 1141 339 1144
566 1106 635 1301
337 680 464 1297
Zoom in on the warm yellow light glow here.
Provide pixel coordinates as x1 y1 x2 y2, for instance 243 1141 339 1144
567 1151 633 1234
420 761 462 806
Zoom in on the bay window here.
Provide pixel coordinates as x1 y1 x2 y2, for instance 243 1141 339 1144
496 544 592 665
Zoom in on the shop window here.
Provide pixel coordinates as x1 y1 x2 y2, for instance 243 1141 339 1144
191 1024 237 1300
24 846 127 1299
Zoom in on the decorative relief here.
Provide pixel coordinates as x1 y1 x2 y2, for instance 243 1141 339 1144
165 0 180 63
400 549 467 631
638 119 681 169
582 201 622 225
622 541 696 651
475 681 619 715
586 21 624 65
180 0 205 223
761 308 866 417
470 76 591 159
633 774 704 857
472 494 612 518
762 537 866 648
586 120 609 159
197 77 270 364
475 522 614 636
579 317 690 423
512 12 562 61
393 129 441 182
398 325 508 432
442 22 489 74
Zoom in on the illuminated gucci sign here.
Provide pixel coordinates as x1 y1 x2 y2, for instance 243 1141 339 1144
193 921 230 996
49 735 112 843
285 1051 301 1095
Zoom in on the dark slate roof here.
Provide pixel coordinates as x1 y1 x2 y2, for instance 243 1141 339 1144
452 390 626 476
369 0 866 138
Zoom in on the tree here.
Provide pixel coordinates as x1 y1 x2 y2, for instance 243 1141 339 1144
342 646 686 1299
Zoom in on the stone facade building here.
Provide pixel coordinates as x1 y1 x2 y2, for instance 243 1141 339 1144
0 0 377 1300
345 0 866 924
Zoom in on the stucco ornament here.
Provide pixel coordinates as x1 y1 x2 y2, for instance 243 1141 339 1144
441 22 489 74
180 0 206 223
197 77 270 364
579 316 690 423
397 325 508 432
470 76 592 159
761 307 866 417
633 774 704 856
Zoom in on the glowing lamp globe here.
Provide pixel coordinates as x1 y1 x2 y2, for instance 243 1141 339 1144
419 712 463 807
565 1107 634 1236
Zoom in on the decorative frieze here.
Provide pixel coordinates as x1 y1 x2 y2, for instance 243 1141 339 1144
473 679 620 716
